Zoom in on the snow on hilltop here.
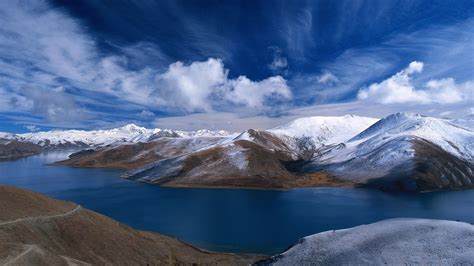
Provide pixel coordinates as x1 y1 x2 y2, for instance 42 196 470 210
269 115 378 147
304 113 474 188
349 113 474 161
258 218 474 265
2 124 231 147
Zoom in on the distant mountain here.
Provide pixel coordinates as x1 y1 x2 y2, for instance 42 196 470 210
0 124 231 154
269 115 378 147
256 218 474 265
5 113 474 191
0 138 43 160
0 186 257 265
57 117 378 189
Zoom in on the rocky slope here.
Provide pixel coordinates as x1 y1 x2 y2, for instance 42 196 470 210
6 113 474 191
305 113 474 191
57 129 350 188
0 138 43 160
0 186 259 265
256 218 474 265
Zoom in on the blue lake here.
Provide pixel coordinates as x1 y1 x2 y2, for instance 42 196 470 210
1 152 473 255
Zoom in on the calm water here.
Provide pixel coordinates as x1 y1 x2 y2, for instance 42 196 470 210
1 152 473 255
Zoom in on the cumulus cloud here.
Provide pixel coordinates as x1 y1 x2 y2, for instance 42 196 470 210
153 58 292 112
224 76 292 108
0 0 292 125
154 58 227 111
358 61 473 104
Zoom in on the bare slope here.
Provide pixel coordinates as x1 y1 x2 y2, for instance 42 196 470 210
0 138 43 160
53 113 474 191
0 186 259 265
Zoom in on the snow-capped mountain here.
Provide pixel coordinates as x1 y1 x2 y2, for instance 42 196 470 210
3 113 473 191
269 115 379 147
1 124 231 149
307 113 474 191
350 113 474 160
317 113 474 166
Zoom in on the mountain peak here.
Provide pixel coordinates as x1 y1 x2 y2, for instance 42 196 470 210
269 115 379 146
116 124 146 132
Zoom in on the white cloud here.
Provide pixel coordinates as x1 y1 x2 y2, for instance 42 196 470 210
268 46 288 71
26 87 87 122
25 125 40 132
0 1 292 123
280 7 314 59
358 61 472 104
317 72 339 84
224 75 292 108
139 110 155 118
153 58 292 112
424 78 468 104
154 58 227 111
269 57 288 71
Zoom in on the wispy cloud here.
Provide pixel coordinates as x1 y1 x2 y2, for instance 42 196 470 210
25 125 40 132
291 18 474 105
267 46 288 73
0 0 291 127
279 6 314 60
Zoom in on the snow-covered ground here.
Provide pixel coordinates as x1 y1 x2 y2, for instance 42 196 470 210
2 113 473 168
269 115 378 147
314 113 474 174
259 218 474 265
0 124 231 147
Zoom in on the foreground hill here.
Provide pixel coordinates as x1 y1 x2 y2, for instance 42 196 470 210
0 186 258 265
256 218 474 265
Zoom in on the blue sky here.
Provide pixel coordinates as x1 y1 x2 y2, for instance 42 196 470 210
0 0 473 132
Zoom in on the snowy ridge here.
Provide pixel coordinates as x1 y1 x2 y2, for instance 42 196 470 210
350 113 474 161
269 115 378 147
1 124 231 148
307 113 474 184
176 129 231 138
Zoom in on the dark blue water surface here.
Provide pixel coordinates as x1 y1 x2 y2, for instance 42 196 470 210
1 152 473 255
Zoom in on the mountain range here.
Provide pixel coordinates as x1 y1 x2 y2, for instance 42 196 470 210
1 113 473 192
